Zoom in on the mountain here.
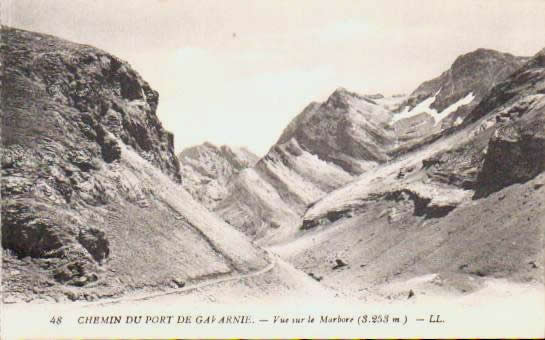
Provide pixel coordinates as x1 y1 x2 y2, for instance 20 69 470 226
1 27 270 302
277 88 396 172
215 50 530 244
178 142 258 209
3 26 542 307
270 47 545 299
216 89 403 242
391 49 528 147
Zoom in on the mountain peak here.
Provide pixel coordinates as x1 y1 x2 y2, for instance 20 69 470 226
332 86 351 95
179 142 219 160
325 87 369 110
399 47 527 131
451 48 518 69
466 47 506 56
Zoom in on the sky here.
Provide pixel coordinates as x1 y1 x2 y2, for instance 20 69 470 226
4 0 545 155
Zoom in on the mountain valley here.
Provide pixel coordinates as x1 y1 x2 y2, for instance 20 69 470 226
2 26 544 308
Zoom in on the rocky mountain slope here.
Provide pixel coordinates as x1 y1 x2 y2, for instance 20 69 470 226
178 142 258 209
1 27 270 302
270 47 545 298
216 89 402 242
215 48 533 246
391 49 528 149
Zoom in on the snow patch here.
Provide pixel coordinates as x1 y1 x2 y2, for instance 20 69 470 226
391 89 441 123
391 91 475 126
433 92 475 125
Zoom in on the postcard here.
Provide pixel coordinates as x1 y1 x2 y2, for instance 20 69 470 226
2 0 544 338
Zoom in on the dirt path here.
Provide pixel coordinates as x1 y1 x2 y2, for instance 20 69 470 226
85 251 277 308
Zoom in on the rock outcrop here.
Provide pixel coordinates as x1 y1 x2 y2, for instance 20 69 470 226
460 47 545 198
2 28 181 182
1 27 268 302
474 122 545 198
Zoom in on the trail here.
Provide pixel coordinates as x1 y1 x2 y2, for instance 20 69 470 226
85 251 278 308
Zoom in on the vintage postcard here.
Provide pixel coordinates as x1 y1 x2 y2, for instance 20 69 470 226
1 0 544 338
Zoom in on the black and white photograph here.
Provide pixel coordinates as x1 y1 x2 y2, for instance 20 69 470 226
1 0 544 338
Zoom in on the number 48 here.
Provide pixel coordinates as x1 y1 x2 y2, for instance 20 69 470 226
50 316 63 325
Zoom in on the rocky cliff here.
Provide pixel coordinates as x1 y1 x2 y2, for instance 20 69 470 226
178 142 258 209
1 27 268 302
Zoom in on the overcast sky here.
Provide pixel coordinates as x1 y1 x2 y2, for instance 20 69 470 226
4 0 545 155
